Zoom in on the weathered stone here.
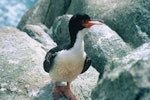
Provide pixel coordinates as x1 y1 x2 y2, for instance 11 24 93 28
0 27 49 100
23 24 56 51
17 0 71 30
51 15 72 46
67 0 150 48
0 27 99 100
91 43 150 100
85 25 131 77
18 0 150 48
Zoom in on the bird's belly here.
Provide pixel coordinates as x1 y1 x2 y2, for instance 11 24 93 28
49 51 86 82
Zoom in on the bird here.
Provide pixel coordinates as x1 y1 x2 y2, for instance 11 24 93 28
43 13 103 100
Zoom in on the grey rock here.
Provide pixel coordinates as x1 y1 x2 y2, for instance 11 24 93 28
17 0 71 30
91 43 150 100
51 15 72 46
0 27 49 100
0 27 99 100
85 25 131 77
23 24 56 51
18 0 150 48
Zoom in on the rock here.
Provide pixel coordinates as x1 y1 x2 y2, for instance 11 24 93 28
23 24 56 51
84 25 131 77
17 0 71 30
67 0 150 48
51 15 72 45
91 43 150 100
19 0 150 48
98 0 150 48
0 27 48 100
0 27 99 100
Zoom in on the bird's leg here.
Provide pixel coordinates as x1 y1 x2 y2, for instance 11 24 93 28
53 82 78 100
62 82 78 100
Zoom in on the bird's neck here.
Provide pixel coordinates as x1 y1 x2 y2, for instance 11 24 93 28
71 31 85 52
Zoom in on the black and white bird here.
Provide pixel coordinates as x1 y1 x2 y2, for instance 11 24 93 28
43 13 103 100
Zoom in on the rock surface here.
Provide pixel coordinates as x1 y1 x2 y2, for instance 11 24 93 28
1 0 150 100
23 24 56 51
91 43 150 100
0 27 99 100
18 0 150 48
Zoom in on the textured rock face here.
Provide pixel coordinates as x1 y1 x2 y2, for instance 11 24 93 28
23 24 56 51
17 0 71 30
2 0 150 100
18 0 150 48
0 27 49 100
0 27 99 99
91 43 150 100
51 15 72 46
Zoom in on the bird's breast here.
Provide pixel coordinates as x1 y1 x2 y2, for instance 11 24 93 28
49 49 86 82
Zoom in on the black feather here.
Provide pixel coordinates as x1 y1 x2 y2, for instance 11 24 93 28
80 56 92 74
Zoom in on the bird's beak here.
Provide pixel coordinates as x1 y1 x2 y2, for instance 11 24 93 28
82 20 103 28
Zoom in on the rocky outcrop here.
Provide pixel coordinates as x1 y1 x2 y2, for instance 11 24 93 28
18 0 150 48
0 27 48 100
91 43 150 100
1 0 150 100
0 27 99 100
23 24 56 51
17 0 71 30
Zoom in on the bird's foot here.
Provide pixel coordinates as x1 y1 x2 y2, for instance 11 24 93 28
53 83 78 100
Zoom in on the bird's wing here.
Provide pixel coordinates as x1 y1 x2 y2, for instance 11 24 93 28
80 56 92 74
43 46 62 73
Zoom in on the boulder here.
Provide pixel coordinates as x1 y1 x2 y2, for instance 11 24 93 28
23 24 56 51
18 0 150 48
51 15 72 45
85 25 131 77
0 27 48 100
0 27 99 100
17 0 71 30
67 0 150 48
91 43 150 100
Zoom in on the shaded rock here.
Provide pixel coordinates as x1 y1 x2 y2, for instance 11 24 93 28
91 43 150 100
17 0 50 30
52 15 72 45
67 0 150 48
0 27 49 100
17 0 71 30
0 27 99 100
19 0 150 48
23 24 56 51
85 25 131 77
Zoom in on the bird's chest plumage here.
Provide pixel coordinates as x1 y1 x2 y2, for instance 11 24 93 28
49 49 86 82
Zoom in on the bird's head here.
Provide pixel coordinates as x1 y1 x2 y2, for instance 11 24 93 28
68 13 103 45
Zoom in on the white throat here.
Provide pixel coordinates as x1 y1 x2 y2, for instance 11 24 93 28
72 29 87 52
